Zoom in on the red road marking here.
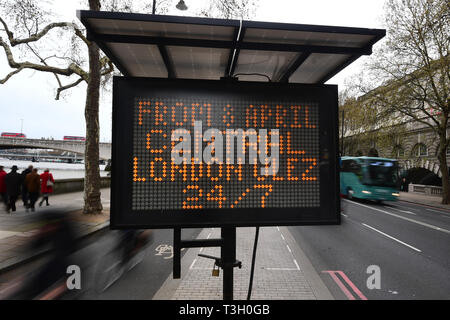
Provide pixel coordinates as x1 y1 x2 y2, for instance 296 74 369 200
322 271 355 300
322 271 368 300
336 271 368 300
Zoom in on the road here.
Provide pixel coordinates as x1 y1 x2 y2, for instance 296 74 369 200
1 198 449 300
80 227 202 299
0 227 202 300
289 199 450 300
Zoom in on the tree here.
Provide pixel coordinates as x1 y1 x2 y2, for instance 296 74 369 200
198 0 258 19
340 87 409 158
354 0 449 203
339 88 383 156
0 0 260 213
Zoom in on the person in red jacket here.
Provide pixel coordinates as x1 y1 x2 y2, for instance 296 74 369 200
0 166 7 210
39 169 55 207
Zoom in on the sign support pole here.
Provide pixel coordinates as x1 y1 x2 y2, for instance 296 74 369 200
173 227 181 279
221 227 236 300
174 227 241 300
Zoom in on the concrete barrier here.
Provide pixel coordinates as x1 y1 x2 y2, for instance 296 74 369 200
408 183 442 197
53 177 111 195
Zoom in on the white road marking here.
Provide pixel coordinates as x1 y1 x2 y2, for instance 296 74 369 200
426 208 450 215
345 200 450 234
269 227 301 271
189 258 197 270
384 206 416 215
362 223 422 253
341 213 348 217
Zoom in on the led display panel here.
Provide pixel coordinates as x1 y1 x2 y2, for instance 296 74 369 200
111 77 339 228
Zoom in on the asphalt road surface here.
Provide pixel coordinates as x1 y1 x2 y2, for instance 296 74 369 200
0 228 202 300
289 199 450 300
81 228 202 299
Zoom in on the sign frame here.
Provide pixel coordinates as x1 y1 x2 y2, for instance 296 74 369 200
111 77 340 229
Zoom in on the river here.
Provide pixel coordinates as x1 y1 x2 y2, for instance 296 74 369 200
0 158 109 179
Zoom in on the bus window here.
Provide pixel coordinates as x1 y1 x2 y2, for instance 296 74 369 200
342 160 356 172
364 159 398 187
349 161 361 174
342 160 361 173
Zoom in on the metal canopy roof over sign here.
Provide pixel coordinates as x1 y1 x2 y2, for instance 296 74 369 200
77 10 385 83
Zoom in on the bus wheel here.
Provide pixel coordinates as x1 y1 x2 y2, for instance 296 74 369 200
347 188 354 200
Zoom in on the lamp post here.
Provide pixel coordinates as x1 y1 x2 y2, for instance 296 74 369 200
341 110 344 156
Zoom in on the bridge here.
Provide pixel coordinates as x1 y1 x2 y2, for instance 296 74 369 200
0 137 111 160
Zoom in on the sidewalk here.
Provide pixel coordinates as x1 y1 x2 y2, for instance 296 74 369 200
399 191 450 210
0 189 111 273
153 226 333 300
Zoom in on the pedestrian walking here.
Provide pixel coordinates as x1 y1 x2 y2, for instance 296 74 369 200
5 165 21 213
25 168 40 212
401 177 408 192
0 165 7 210
20 165 33 208
39 169 54 207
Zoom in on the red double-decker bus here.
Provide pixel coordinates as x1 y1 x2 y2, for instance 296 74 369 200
63 136 86 141
1 132 26 138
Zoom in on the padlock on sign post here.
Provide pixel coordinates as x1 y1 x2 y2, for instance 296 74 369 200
212 262 220 277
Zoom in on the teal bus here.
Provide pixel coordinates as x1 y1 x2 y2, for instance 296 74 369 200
340 156 400 202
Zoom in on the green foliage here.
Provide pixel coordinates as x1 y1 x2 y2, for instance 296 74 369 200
344 0 450 202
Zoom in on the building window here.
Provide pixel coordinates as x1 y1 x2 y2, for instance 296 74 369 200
393 145 404 158
413 143 428 157
419 144 428 156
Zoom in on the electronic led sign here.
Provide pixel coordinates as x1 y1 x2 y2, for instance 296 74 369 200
111 78 339 228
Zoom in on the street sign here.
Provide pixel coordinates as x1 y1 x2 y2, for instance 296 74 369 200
111 77 339 228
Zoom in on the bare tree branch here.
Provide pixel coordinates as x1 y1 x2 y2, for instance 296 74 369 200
0 16 77 47
0 66 25 84
100 56 114 76
55 77 84 100
0 34 89 80
73 25 90 46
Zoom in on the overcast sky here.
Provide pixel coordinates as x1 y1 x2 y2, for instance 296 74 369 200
0 0 386 141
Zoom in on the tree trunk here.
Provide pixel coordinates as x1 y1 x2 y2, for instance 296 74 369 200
83 41 102 214
82 0 103 214
438 135 450 204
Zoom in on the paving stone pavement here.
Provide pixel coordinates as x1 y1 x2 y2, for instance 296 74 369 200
155 226 333 300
